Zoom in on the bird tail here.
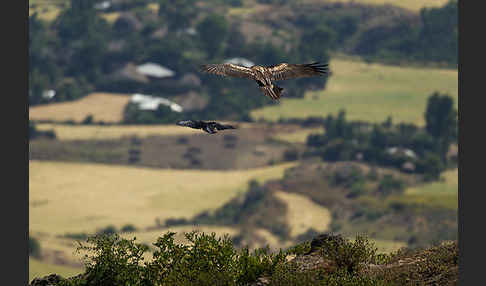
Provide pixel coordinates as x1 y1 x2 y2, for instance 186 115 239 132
216 123 237 130
203 126 217 134
262 85 284 100
273 85 284 100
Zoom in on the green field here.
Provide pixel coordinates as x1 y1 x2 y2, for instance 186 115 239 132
251 58 458 126
323 0 451 12
399 168 458 210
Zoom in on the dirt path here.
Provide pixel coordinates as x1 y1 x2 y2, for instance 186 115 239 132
274 191 332 238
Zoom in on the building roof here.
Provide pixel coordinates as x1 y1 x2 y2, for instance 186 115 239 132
94 1 111 10
224 57 255 68
136 63 175 78
131 93 183 112
42 90 56 100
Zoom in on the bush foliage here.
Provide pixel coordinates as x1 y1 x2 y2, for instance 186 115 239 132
304 93 457 179
44 232 457 285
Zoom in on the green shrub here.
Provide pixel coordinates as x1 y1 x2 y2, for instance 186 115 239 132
29 236 42 259
66 231 287 286
120 224 137 233
377 174 404 196
55 232 456 286
81 114 94 125
269 263 321 286
283 149 299 162
63 232 89 241
96 225 117 236
72 234 150 286
317 234 377 274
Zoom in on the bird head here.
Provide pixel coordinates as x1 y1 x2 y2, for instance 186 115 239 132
176 120 197 128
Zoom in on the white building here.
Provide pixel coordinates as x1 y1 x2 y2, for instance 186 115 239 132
42 90 56 100
131 93 183 112
94 1 111 10
136 63 175 78
386 147 417 159
224 57 255 68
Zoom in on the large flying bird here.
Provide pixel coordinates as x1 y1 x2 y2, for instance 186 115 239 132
200 62 329 100
176 120 237 134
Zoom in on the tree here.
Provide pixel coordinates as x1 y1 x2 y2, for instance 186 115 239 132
418 0 458 64
29 68 49 106
417 152 445 181
29 13 59 105
299 24 336 62
158 0 197 32
197 14 229 59
56 0 110 82
29 237 41 258
425 92 457 162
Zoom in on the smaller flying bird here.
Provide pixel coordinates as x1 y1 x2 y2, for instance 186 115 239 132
176 120 237 134
200 62 329 100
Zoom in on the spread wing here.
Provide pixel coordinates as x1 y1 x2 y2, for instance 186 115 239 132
206 122 237 131
267 62 329 81
200 63 255 79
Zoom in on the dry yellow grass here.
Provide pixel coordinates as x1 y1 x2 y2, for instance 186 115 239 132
251 58 458 126
349 238 407 254
35 123 202 140
274 191 332 238
29 160 296 236
29 93 132 123
302 0 450 12
29 5 62 21
147 3 160 13
100 12 121 23
29 258 83 282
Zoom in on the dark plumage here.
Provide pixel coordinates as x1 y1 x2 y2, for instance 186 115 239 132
176 120 237 134
200 62 329 100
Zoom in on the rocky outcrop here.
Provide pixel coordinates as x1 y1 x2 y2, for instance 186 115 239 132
29 274 64 286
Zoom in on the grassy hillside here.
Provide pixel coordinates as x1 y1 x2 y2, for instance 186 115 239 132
29 93 131 124
397 168 458 210
35 123 203 140
251 58 458 126
29 123 295 170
